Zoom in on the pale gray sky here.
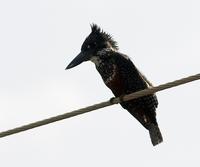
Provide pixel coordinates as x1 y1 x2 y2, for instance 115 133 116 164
0 0 200 166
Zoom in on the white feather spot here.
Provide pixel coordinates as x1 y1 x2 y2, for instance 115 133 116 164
90 56 101 66
105 65 117 84
143 115 148 123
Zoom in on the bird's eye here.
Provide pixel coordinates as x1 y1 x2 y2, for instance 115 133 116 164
86 42 97 50
87 45 91 49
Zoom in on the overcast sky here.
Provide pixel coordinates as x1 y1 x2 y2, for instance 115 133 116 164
0 0 200 166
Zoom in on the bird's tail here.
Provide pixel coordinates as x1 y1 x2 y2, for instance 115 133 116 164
148 123 163 146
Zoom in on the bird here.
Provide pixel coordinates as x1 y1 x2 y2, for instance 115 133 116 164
66 24 163 146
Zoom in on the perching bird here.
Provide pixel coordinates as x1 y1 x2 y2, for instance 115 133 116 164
66 24 163 146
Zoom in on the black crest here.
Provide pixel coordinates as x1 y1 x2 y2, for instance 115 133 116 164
90 24 118 50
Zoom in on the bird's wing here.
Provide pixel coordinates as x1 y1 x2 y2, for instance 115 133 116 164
137 70 154 87
113 52 158 108
114 52 154 88
113 53 148 91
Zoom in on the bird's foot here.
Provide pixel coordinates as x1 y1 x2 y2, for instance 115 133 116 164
109 97 116 104
109 95 125 104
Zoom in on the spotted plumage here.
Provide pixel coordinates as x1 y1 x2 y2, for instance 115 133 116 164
66 24 163 146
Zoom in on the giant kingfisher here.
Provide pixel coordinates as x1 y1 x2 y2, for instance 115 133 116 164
66 24 163 146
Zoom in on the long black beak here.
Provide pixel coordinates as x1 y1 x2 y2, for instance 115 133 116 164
66 51 91 70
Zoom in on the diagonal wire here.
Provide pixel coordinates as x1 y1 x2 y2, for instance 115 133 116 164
0 73 200 139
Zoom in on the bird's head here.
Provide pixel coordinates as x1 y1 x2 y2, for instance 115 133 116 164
66 24 118 69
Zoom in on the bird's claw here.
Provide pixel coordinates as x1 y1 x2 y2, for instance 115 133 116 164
109 95 125 104
109 97 116 104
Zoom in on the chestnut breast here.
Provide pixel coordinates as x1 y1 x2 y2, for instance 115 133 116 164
97 63 125 97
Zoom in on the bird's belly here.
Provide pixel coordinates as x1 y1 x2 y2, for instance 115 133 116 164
96 63 124 97
105 72 125 97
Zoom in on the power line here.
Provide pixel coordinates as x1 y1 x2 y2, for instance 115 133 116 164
0 73 200 138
